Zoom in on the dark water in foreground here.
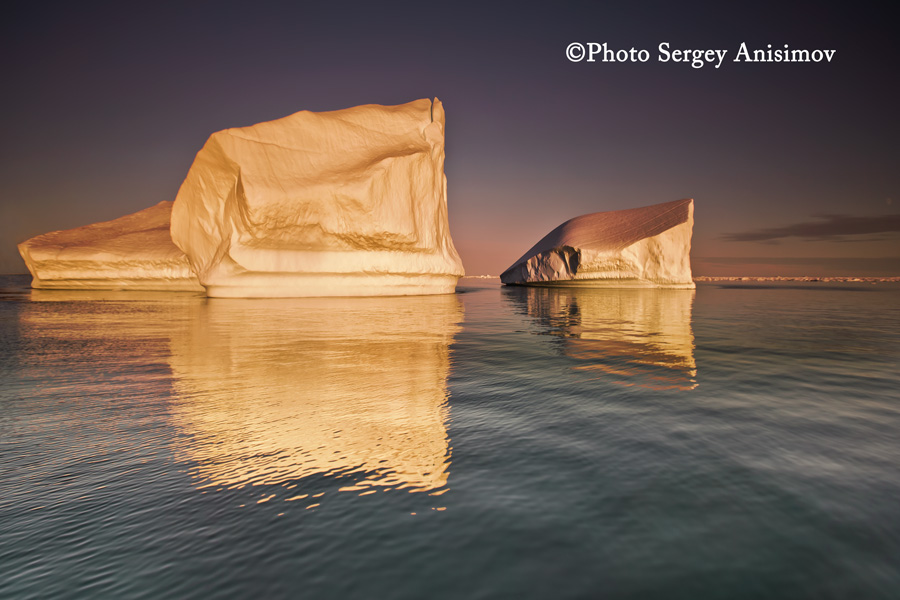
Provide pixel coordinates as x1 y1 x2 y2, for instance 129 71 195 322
1 275 899 599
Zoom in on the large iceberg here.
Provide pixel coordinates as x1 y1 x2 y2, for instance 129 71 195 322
500 199 695 288
171 98 464 297
18 201 203 291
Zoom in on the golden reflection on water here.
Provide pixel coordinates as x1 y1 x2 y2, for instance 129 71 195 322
504 286 697 390
166 294 463 494
23 289 463 497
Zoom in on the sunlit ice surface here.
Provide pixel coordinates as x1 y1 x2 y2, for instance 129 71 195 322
2 275 900 598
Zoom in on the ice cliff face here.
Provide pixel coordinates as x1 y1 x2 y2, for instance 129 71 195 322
17 201 203 291
171 98 464 297
500 199 695 288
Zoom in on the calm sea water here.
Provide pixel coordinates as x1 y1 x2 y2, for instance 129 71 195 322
1 275 898 599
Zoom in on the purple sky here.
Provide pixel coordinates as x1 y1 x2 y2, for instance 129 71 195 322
2 1 897 276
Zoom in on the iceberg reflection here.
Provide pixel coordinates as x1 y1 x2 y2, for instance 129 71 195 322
166 294 463 494
503 286 696 390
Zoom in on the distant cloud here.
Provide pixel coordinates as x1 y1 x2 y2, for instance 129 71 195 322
722 213 900 242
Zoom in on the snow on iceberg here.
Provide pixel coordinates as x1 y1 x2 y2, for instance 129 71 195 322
18 201 203 291
500 199 695 288
171 98 465 297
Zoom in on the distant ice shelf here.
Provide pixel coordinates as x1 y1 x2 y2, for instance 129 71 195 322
500 199 695 289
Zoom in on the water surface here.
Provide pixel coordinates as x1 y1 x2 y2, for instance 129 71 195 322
2 276 898 598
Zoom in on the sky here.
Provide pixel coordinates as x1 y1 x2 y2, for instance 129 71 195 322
2 1 897 276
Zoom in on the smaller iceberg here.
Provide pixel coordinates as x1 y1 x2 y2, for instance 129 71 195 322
18 201 203 291
500 199 695 288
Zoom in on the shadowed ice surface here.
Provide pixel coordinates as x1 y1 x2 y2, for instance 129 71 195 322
1 276 899 599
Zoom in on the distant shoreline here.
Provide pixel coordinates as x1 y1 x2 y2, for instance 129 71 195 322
693 276 900 283
4 273 899 284
460 275 900 283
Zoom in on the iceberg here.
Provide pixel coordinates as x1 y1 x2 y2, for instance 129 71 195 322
171 98 465 297
500 198 695 288
18 201 203 291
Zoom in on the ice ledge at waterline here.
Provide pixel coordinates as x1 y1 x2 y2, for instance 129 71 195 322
17 202 203 291
18 99 464 296
171 97 464 298
500 199 695 289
